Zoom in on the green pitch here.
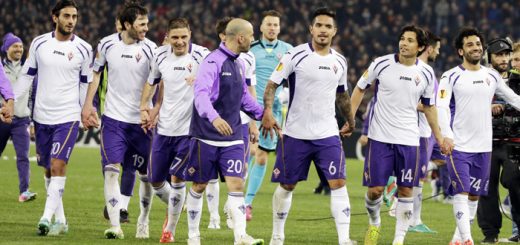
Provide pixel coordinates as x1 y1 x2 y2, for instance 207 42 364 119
0 146 513 244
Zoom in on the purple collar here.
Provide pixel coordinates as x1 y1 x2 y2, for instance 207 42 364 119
218 42 239 59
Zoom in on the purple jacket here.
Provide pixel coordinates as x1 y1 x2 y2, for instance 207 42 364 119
0 63 14 100
190 43 263 141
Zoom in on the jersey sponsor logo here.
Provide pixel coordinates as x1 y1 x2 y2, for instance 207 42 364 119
399 76 412 81
275 63 283 71
53 50 65 56
472 80 484 84
319 66 331 70
222 72 232 76
121 54 133 59
174 66 186 71
135 52 142 62
67 51 74 61
440 89 447 98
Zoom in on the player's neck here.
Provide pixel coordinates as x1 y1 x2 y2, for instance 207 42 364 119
311 41 330 56
224 42 240 55
54 30 73 42
261 37 277 44
6 54 20 63
418 53 428 64
398 54 416 66
121 31 137 45
462 60 481 71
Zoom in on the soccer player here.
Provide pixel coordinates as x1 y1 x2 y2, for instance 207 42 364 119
408 30 442 234
245 10 292 220
139 17 210 243
0 62 14 123
350 25 443 245
13 0 93 236
184 18 264 245
513 42 520 70
0 32 37 202
81 2 157 239
213 16 259 231
260 7 356 245
437 27 520 245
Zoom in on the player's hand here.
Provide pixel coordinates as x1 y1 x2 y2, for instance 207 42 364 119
259 110 281 140
212 117 233 136
147 106 160 130
249 123 260 143
358 135 368 146
0 100 14 124
185 75 196 86
491 104 504 116
29 125 35 141
441 137 454 155
339 121 354 137
140 108 151 133
81 104 99 130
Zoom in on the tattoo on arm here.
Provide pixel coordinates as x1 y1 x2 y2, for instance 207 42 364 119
336 92 354 126
263 81 280 111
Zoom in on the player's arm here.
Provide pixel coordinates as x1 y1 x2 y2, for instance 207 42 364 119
194 59 232 136
139 81 157 131
351 60 377 116
11 40 39 124
336 60 355 137
423 105 442 144
82 43 106 129
436 74 454 154
0 63 14 123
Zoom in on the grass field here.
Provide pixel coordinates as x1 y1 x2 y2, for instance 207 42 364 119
0 144 514 244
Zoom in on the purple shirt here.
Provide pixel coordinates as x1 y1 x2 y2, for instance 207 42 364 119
190 43 263 141
0 63 14 100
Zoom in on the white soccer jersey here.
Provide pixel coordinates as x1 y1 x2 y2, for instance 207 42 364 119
269 43 348 140
94 33 157 124
148 43 209 136
357 54 436 146
418 78 439 137
437 65 520 152
14 32 93 124
239 51 257 124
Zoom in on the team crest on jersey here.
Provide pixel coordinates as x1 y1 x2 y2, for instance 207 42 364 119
188 167 196 176
485 78 491 86
67 51 74 61
273 168 281 178
333 64 338 74
275 63 284 72
276 53 283 60
135 52 142 62
186 63 193 73
414 75 421 86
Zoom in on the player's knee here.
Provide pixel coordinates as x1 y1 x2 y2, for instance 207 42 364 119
191 182 207 193
367 186 384 199
328 179 345 189
397 186 413 197
50 159 66 176
280 184 296 191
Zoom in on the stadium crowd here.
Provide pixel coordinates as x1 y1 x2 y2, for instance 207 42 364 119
1 0 520 114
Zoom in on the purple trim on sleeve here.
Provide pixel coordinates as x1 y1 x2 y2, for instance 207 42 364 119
27 67 38 76
337 85 346 93
80 75 88 83
0 63 14 99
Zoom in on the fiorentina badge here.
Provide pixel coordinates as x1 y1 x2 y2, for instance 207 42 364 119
135 52 142 62
67 52 74 61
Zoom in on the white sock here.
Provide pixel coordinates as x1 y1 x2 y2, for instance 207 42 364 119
121 195 131 210
331 186 351 243
104 167 121 227
186 188 203 239
44 176 50 190
228 192 247 241
166 182 186 233
137 174 153 225
394 197 413 244
412 186 423 226
365 194 382 226
468 199 478 224
430 179 438 197
452 194 471 241
153 181 171 205
272 185 293 239
206 179 220 221
42 176 66 222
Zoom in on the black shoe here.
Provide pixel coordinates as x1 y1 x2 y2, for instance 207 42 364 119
323 186 331 196
509 235 520 242
481 236 498 244
120 209 129 223
313 183 324 194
